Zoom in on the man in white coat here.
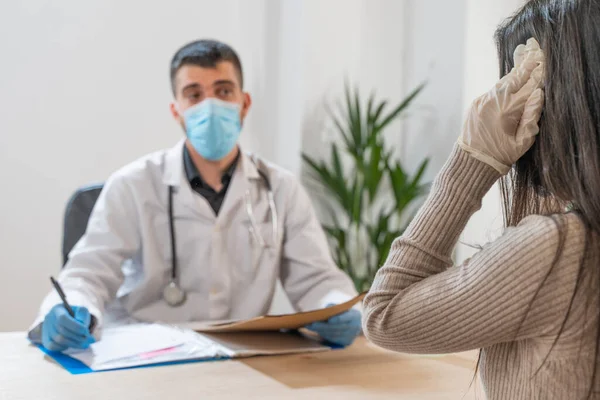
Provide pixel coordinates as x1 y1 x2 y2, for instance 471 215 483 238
29 39 361 352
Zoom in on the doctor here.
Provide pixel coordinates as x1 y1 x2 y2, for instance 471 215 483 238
29 39 360 352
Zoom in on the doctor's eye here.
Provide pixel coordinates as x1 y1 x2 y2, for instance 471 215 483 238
187 92 202 102
215 87 233 99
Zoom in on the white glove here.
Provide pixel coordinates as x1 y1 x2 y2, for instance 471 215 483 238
458 38 546 175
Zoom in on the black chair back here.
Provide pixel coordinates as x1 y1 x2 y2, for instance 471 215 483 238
62 184 104 266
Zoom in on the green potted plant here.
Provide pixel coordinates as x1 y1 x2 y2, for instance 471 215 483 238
302 83 430 292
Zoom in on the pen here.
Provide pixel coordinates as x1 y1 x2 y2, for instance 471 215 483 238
50 276 75 318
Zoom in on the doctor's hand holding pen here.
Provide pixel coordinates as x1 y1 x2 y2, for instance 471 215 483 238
42 304 95 352
42 278 95 352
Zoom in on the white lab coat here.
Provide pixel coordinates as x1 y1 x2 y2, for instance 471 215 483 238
29 139 357 340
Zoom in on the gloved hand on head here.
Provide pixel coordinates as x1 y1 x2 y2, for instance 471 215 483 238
305 305 362 347
42 304 95 352
458 38 546 175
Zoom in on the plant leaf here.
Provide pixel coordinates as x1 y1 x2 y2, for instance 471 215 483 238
376 82 426 131
366 91 375 128
302 153 347 211
365 141 384 203
372 101 388 127
411 158 429 188
344 84 361 155
353 86 363 148
330 112 354 155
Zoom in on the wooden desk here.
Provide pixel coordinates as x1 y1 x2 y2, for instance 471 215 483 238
0 333 485 399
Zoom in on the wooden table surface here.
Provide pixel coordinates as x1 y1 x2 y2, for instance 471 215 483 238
0 333 485 400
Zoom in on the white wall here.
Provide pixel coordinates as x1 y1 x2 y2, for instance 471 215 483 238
0 0 467 330
400 0 467 182
456 0 526 263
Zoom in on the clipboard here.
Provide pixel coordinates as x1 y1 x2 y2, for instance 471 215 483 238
177 292 366 333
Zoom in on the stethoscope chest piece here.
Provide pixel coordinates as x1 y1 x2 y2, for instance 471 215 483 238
163 281 186 307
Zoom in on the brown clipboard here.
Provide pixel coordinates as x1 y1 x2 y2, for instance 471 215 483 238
178 292 366 333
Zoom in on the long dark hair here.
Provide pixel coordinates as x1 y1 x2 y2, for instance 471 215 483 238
474 0 600 397
496 0 600 227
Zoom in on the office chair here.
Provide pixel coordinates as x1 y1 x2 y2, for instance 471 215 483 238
62 184 104 266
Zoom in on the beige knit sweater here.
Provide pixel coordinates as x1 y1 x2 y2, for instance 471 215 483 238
362 146 600 400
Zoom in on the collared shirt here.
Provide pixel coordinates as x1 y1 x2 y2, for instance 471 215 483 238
183 146 240 215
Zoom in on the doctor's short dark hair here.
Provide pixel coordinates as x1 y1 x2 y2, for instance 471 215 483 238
169 39 244 95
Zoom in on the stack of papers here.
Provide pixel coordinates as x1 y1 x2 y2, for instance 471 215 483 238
65 324 227 371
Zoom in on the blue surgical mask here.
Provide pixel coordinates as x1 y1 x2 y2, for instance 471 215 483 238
183 98 242 161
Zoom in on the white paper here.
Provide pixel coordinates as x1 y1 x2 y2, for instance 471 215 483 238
66 323 188 368
90 330 229 371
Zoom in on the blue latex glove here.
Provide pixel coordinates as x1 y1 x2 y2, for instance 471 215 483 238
42 304 95 352
305 304 362 347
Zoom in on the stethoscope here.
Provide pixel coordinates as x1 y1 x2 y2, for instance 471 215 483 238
162 163 279 307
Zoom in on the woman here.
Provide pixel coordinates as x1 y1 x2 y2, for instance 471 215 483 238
362 1 600 399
